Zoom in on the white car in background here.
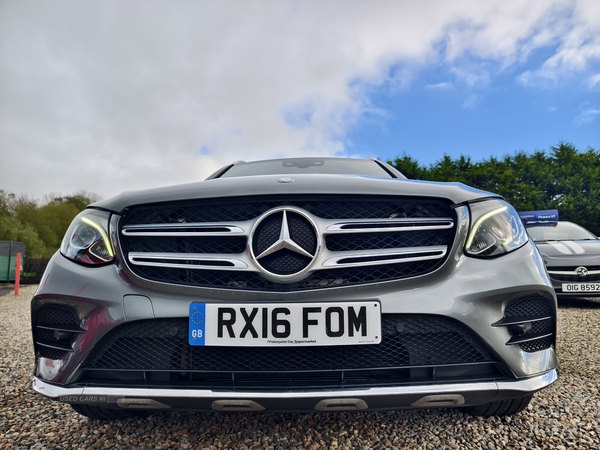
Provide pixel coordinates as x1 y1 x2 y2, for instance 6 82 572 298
521 210 600 298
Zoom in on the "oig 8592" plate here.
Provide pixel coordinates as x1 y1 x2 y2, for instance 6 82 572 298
562 283 600 293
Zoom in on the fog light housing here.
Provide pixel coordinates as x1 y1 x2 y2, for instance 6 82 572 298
508 322 533 335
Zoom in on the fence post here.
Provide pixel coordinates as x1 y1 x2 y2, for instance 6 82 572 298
6 241 12 282
14 252 21 296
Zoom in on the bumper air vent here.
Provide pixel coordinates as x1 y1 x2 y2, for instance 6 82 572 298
493 297 554 353
33 306 84 359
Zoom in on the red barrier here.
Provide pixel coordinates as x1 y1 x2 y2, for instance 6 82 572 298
15 252 21 296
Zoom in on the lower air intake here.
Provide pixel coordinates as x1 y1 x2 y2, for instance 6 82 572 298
80 315 500 389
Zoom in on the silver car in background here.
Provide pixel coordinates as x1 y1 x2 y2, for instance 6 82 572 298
31 157 558 419
521 210 600 298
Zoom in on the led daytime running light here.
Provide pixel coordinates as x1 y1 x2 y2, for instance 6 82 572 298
81 216 114 258
465 206 507 249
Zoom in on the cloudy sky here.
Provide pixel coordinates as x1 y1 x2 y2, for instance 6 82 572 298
1 0 599 200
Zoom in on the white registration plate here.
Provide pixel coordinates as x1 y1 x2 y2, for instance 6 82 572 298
189 301 381 347
562 283 600 293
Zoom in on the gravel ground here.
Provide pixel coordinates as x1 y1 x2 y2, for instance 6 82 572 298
1 285 599 449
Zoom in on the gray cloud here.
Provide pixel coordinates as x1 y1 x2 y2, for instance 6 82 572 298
1 0 598 199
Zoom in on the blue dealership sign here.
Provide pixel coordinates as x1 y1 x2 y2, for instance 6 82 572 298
518 209 559 223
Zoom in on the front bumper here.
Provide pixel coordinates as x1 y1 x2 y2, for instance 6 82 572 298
32 239 558 385
33 369 558 412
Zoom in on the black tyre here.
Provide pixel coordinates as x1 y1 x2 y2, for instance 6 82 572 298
463 394 533 417
70 404 146 420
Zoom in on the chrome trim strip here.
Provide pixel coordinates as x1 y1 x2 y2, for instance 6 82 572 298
548 270 600 276
35 342 74 352
36 324 86 334
326 218 454 233
128 253 249 270
322 246 447 268
32 369 558 400
492 316 552 327
122 223 245 236
506 332 554 345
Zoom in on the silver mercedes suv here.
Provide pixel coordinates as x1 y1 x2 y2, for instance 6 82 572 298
31 157 558 419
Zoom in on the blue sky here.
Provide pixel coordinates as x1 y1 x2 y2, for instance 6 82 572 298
349 56 599 166
1 1 599 199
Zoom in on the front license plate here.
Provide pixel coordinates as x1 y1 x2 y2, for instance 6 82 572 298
189 301 381 347
562 283 600 292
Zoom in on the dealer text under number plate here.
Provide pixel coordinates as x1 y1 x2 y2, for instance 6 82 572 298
189 301 381 347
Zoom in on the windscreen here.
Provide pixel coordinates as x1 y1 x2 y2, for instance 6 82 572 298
218 158 395 178
526 222 597 242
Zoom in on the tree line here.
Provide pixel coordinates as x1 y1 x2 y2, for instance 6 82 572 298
389 142 600 236
0 191 100 258
0 142 598 258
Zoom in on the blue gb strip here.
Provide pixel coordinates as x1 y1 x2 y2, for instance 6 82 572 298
518 209 559 223
189 303 206 346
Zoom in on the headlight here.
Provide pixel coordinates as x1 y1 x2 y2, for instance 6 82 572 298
60 210 115 265
465 200 528 257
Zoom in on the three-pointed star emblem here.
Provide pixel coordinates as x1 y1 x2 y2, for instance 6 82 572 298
255 211 315 260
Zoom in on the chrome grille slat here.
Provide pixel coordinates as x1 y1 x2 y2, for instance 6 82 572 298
122 223 246 236
322 246 447 268
325 218 454 233
128 252 249 270
130 259 443 291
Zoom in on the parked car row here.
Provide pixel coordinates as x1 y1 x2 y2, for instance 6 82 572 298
519 210 600 300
